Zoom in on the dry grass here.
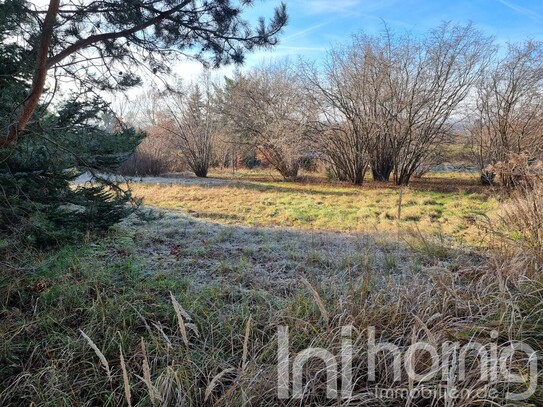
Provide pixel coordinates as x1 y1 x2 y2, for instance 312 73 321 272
1 210 540 405
1 172 540 406
129 171 496 245
499 183 543 261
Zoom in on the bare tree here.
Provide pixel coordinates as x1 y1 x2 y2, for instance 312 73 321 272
305 23 492 185
303 39 378 185
225 61 312 180
118 89 165 131
212 75 247 172
113 89 182 176
468 41 543 186
391 23 493 185
119 122 181 176
161 79 217 178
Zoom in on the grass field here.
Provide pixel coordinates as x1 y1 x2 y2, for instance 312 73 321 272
2 171 541 406
130 171 497 245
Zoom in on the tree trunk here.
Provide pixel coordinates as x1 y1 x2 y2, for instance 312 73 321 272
395 171 411 186
278 163 299 181
370 149 394 182
2 0 60 148
352 165 367 185
193 164 209 178
371 162 394 182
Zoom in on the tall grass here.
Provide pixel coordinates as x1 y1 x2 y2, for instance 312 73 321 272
1 178 541 406
1 244 540 406
500 182 543 263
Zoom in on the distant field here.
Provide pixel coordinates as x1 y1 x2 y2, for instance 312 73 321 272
130 171 497 245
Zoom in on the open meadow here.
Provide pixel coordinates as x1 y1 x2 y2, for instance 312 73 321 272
130 170 497 244
2 171 541 406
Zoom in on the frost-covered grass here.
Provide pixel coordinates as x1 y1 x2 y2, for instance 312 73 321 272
2 210 541 406
3 173 541 406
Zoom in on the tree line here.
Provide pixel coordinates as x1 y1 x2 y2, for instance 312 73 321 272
123 23 543 186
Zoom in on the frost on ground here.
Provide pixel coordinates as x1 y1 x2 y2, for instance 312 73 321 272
75 171 235 186
117 210 451 293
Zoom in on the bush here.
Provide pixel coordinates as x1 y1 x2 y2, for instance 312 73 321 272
118 132 185 176
118 151 172 176
241 153 262 169
486 153 543 188
300 155 318 172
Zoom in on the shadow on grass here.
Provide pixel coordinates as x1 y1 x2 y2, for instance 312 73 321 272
199 173 488 196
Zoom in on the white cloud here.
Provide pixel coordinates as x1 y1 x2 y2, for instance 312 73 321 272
496 0 543 23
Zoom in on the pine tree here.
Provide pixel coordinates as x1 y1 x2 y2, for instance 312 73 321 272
0 0 286 245
0 93 144 246
1 0 287 147
0 16 143 245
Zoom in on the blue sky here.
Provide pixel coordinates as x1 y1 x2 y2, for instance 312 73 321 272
240 0 543 65
31 0 543 81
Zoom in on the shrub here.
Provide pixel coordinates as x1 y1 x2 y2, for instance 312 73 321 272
488 153 543 188
118 129 185 176
241 153 262 169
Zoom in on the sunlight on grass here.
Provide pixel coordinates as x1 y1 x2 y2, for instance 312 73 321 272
130 172 497 244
